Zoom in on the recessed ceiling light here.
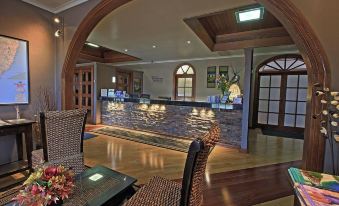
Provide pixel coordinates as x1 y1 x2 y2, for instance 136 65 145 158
235 7 264 23
124 49 128 52
152 45 157 48
85 42 100 48
187 41 191 44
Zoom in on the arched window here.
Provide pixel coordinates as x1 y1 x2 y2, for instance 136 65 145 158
174 64 196 101
255 54 308 132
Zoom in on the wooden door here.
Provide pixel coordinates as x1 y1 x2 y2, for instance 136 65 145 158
254 55 307 133
72 66 94 123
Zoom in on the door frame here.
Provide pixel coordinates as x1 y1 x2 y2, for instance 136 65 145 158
61 0 331 172
253 54 307 132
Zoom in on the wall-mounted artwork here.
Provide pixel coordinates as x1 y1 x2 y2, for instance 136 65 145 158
207 66 216 88
219 66 229 79
0 35 30 105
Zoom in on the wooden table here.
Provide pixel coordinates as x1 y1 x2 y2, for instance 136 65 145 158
0 119 34 178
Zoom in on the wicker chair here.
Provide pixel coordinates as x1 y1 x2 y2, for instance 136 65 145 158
124 123 221 206
31 109 87 175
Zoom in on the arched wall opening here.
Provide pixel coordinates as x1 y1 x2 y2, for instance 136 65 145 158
61 0 331 172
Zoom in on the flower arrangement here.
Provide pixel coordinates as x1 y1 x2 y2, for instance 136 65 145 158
315 87 339 175
14 165 75 206
216 75 232 96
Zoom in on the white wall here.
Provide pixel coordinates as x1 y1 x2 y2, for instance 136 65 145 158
121 58 246 102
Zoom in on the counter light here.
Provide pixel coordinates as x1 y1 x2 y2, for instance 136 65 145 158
112 76 116 83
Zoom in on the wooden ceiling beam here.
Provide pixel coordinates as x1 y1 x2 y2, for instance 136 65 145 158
78 52 105 63
214 36 294 51
216 27 290 43
103 51 141 63
183 18 215 51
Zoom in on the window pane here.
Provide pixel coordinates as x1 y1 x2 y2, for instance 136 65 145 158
268 113 279 125
286 88 297 101
287 75 298 87
185 78 192 87
270 76 281 87
267 61 279 70
297 102 306 114
296 115 305 128
258 112 267 124
269 101 279 113
299 75 308 87
298 89 307 101
187 67 194 74
178 88 185 97
260 76 270 87
259 88 269 99
285 101 296 114
181 65 190 73
286 58 296 69
176 68 184 74
178 78 185 87
258 100 268 112
185 88 192 97
270 88 280 100
284 114 295 127
275 60 285 69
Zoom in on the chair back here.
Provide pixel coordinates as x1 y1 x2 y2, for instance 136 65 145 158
40 109 87 174
180 123 220 206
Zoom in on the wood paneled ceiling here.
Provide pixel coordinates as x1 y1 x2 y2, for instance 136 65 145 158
184 4 293 51
77 43 141 64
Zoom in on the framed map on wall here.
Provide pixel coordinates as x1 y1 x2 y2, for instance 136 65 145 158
0 35 30 105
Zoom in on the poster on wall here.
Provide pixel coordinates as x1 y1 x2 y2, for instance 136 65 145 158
219 66 229 79
0 35 30 105
207 66 216 88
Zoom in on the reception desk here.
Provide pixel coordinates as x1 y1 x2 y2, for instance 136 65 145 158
100 97 242 147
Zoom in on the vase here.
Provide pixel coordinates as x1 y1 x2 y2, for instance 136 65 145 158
221 91 230 103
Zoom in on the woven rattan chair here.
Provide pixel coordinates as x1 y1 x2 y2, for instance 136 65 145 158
124 123 220 206
31 109 87 174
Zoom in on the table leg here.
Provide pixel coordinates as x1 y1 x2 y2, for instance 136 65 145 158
16 132 23 161
24 125 33 172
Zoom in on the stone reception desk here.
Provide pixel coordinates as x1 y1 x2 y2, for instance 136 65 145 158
100 98 242 147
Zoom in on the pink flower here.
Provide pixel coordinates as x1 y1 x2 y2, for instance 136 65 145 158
31 185 40 195
43 167 58 180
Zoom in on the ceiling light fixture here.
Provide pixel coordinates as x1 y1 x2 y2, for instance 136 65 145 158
54 17 61 24
85 42 100 48
235 7 264 23
124 49 128 52
54 30 62 38
187 41 191 44
152 45 157 48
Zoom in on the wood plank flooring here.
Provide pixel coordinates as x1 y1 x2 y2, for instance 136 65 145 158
202 161 302 206
84 128 303 184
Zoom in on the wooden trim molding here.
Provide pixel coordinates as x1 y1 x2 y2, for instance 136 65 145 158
62 0 330 172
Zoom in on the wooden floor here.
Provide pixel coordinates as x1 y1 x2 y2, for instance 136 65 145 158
202 161 302 206
83 128 303 205
84 129 303 184
0 128 303 205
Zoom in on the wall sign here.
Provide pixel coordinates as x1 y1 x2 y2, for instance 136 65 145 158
151 76 163 83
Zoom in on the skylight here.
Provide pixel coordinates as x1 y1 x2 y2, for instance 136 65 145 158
236 7 264 23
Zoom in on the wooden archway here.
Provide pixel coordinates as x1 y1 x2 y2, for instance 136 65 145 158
61 0 331 172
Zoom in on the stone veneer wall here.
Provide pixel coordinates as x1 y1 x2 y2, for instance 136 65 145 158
101 101 242 147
